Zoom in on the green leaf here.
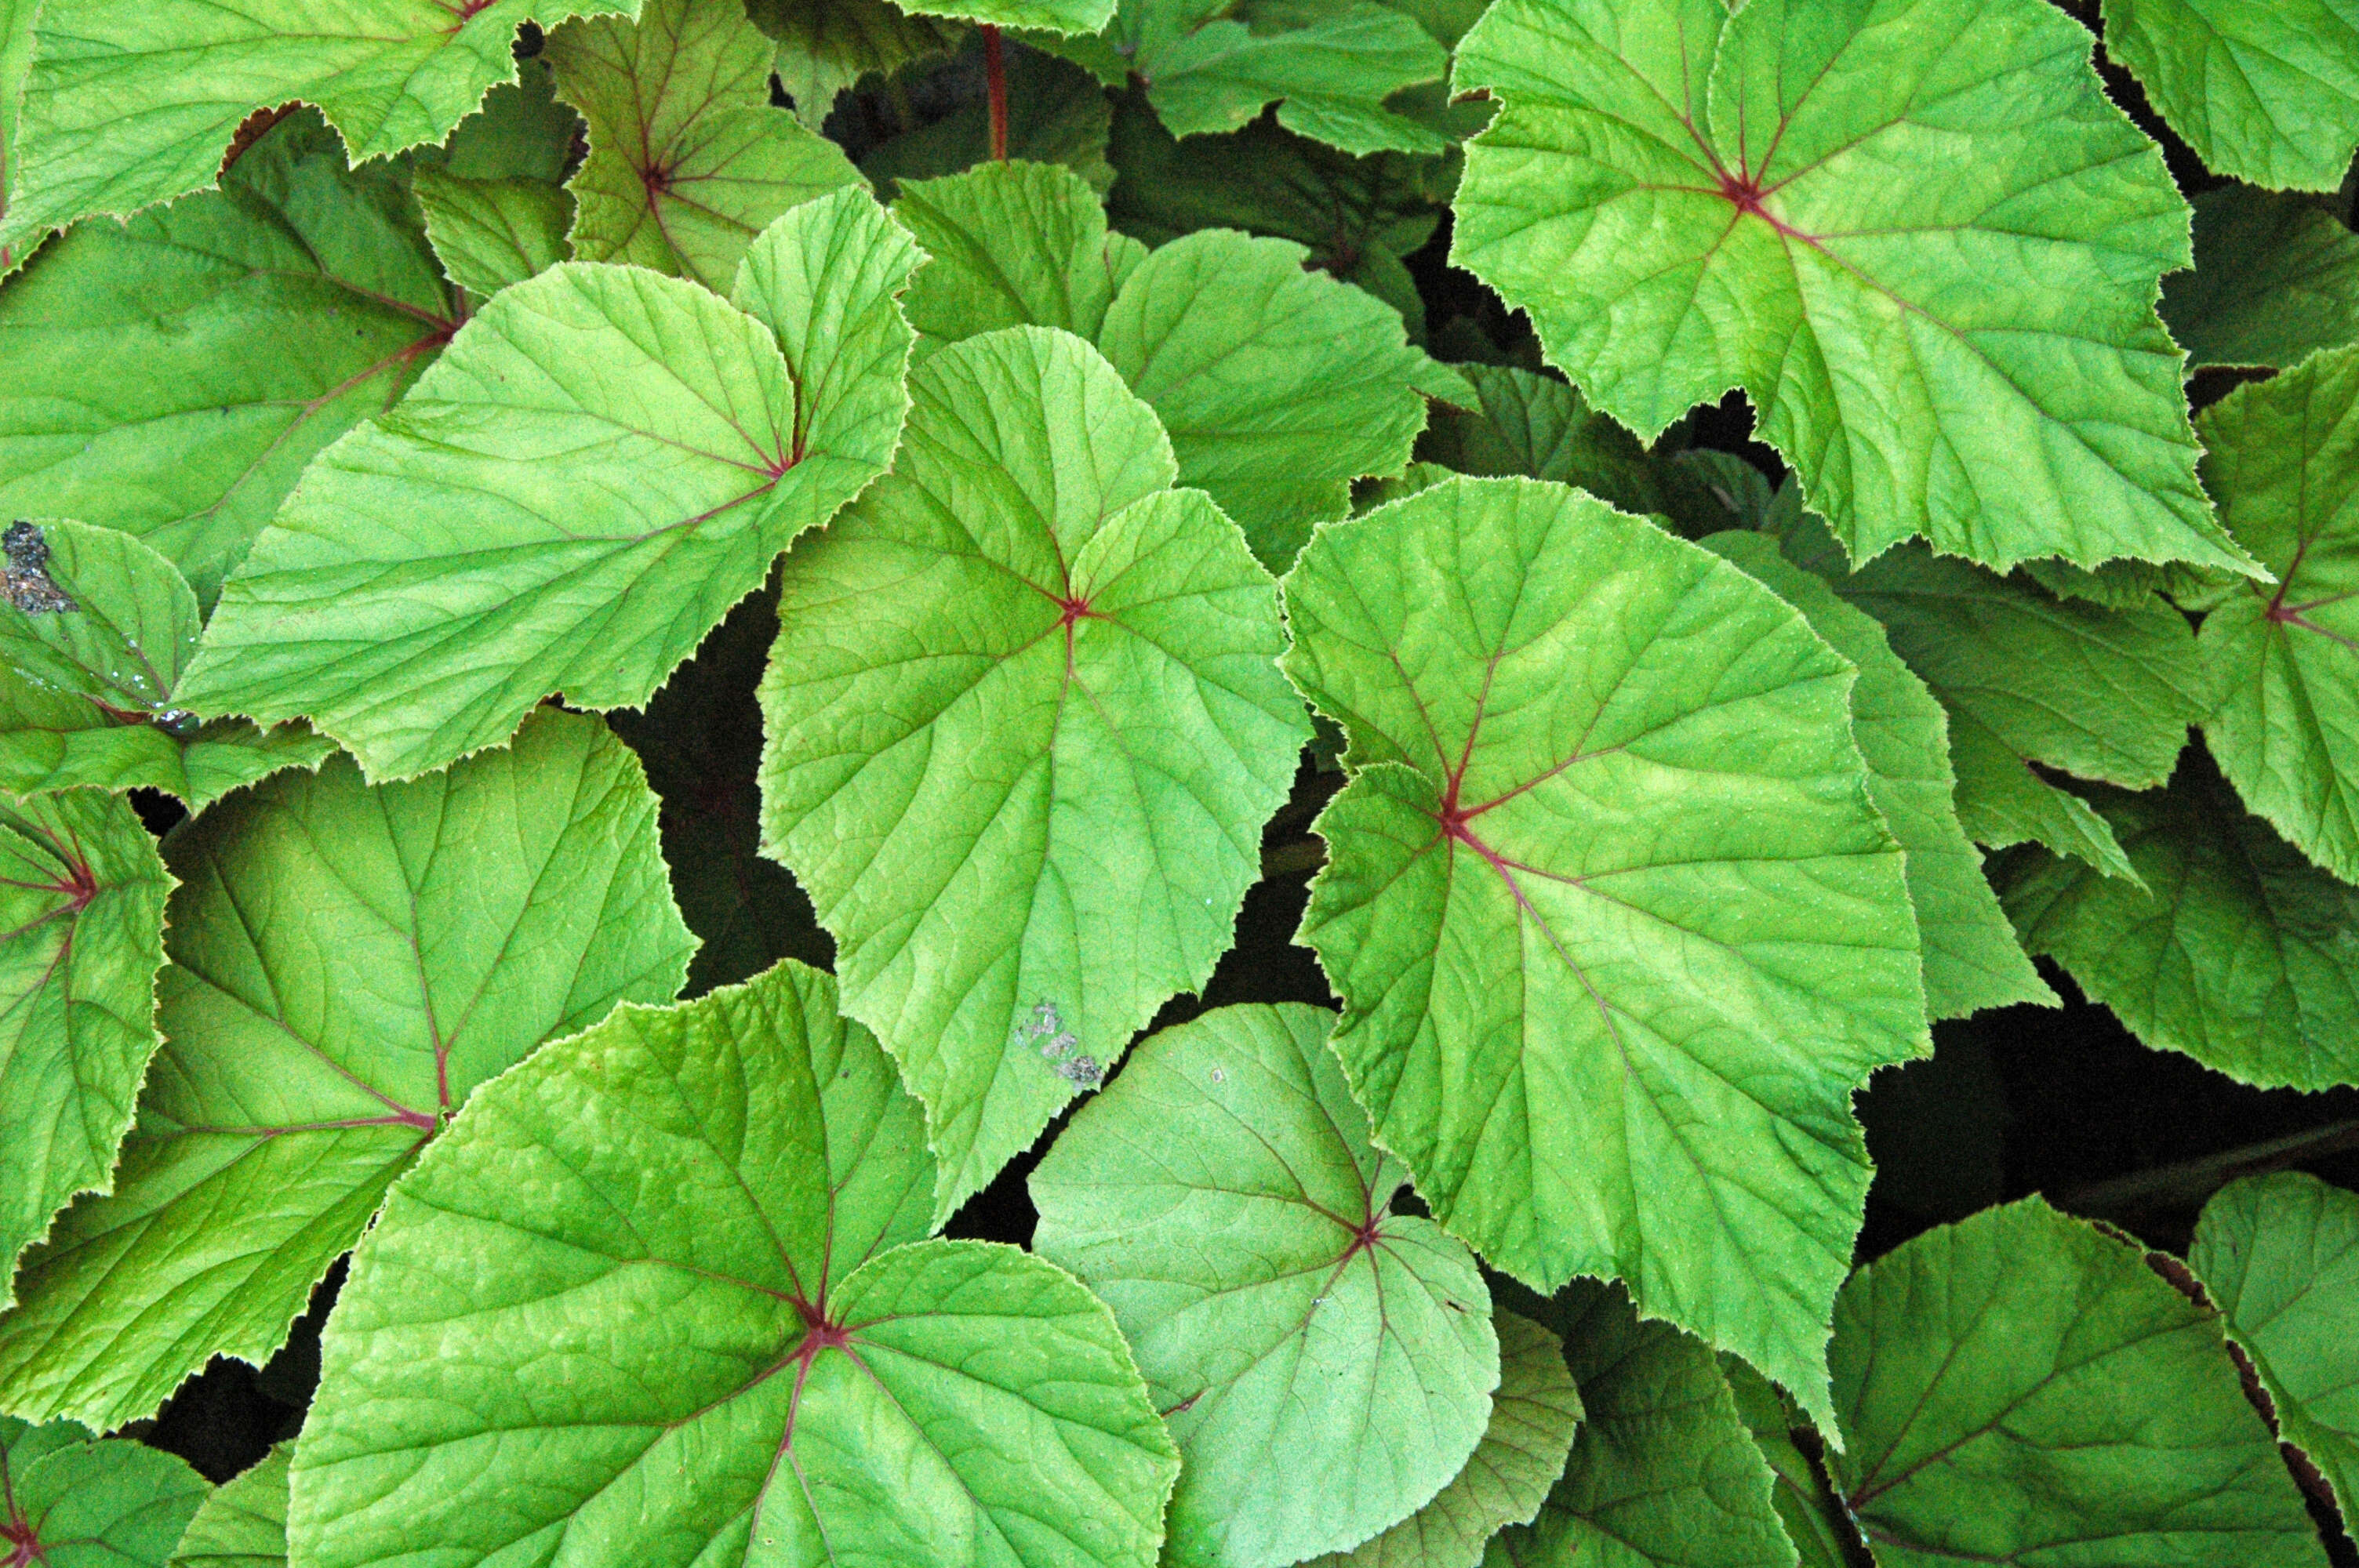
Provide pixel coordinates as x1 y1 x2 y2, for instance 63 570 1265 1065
1301 1312 1583 1568
0 0 35 278
0 0 635 256
892 159 1467 568
1702 531 2052 1018
2195 342 2359 883
2002 758 2359 1092
412 170 573 301
413 56 583 183
288 958 1181 1568
180 187 921 782
758 326 1308 1214
548 0 863 295
1284 474 1926 1426
0 709 693 1432
2161 187 2359 372
903 0 1117 37
1032 1003 1501 1568
2101 0 2359 192
1779 517 2208 880
1828 1196 2326 1568
862 46 1116 198
0 520 333 807
0 113 461 608
169 1446 288 1568
1488 1281 1792 1568
747 0 967 132
1114 0 1452 157
0 787 169 1305
2190 1172 2359 1522
0 1417 209 1568
1721 1357 1855 1568
1452 0 2255 579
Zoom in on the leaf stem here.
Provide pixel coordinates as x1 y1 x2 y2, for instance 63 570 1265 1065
2057 1118 2359 1219
983 25 1009 162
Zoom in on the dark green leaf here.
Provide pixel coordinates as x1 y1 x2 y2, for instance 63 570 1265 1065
2161 187 2359 372
0 1417 208 1568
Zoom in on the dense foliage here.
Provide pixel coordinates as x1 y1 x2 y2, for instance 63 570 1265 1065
1 0 2357 1563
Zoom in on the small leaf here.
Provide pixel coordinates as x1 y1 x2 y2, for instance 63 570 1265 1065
1301 1312 1583 1568
0 710 694 1432
181 188 921 782
747 0 967 132
169 1446 288 1568
1488 1282 1792 1568
0 786 169 1304
0 1417 209 1568
2190 1172 2359 1523
1032 1003 1501 1568
289 959 1180 1568
1829 1197 2326 1568
548 0 863 294
1703 530 2054 1018
1284 474 1926 1427
0 0 634 255
412 171 573 301
0 521 332 806
2002 757 2359 1092
1452 0 2254 578
2101 0 2359 193
2161 187 2359 372
760 325 1307 1215
2195 342 2359 883
0 114 460 606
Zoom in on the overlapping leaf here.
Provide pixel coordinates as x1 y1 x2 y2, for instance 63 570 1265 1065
1704 531 2052 1018
0 114 460 607
863 46 1115 198
748 0 966 131
1487 1282 1791 1568
1452 0 2253 577
1722 1358 1855 1568
2190 1173 2359 1520
549 0 862 294
0 520 331 804
0 787 169 1304
1034 1004 1501 1568
2005 758 2359 1091
0 0 34 277
1828 1198 2324 1567
0 1417 209 1568
1285 474 1925 1424
758 325 1307 1214
0 0 634 257
892 159 1467 567
2161 188 2359 372
289 958 1180 1568
0 710 694 1432
410 57 583 301
2102 0 2359 192
2195 343 2359 882
170 1447 287 1568
181 187 921 781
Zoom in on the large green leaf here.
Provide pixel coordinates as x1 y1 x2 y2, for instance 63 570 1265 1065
1776 517 2208 882
1110 0 1452 158
0 0 635 257
2195 343 2359 883
2003 759 2359 1091
169 1447 286 1568
747 0 966 131
758 325 1307 1214
289 958 1180 1568
548 0 862 295
0 0 33 277
1487 1282 1792 1568
891 159 1467 568
1721 1358 1854 1568
0 520 332 805
1284 474 1925 1425
1303 1312 1583 1568
1828 1197 2325 1567
0 1417 208 1568
1033 1004 1500 1568
2102 0 2359 192
2190 1172 2359 1522
1451 0 2253 579
180 187 921 782
0 114 460 608
2161 187 2359 372
1702 531 2053 1019
0 787 168 1305
0 709 694 1432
